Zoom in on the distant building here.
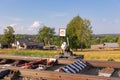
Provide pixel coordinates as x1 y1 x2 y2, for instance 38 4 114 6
13 38 44 49
103 42 119 49
91 42 119 50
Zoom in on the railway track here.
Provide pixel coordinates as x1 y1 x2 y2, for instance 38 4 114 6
0 54 120 80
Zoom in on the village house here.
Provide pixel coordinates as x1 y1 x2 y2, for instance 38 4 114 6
103 42 119 49
12 38 44 49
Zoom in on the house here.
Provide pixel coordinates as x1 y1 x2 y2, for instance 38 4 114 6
91 42 119 50
103 42 119 49
13 38 44 49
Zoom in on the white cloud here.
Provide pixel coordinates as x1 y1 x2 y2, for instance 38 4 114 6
26 21 44 34
9 23 17 27
31 21 40 28
0 25 4 34
0 21 43 34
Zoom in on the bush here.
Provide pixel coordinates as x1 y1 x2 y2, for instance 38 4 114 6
108 58 115 61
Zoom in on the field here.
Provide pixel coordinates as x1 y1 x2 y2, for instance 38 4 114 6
0 49 120 61
0 49 58 57
75 50 120 61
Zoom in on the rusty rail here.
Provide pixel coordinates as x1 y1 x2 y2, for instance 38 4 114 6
1 54 120 68
86 60 120 68
0 54 39 61
0 54 120 80
0 66 119 80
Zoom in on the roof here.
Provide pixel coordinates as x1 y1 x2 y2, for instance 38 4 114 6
104 43 119 48
16 38 43 46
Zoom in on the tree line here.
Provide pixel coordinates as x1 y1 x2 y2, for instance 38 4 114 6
0 15 120 50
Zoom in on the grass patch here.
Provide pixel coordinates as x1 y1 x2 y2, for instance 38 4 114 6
0 49 120 61
0 49 58 57
75 50 120 61
12 50 57 57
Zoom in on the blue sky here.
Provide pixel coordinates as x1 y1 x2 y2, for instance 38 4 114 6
0 0 120 34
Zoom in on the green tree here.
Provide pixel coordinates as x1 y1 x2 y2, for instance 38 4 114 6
0 35 3 42
3 26 15 47
38 26 55 45
66 16 92 51
103 35 114 42
52 35 61 46
117 36 120 46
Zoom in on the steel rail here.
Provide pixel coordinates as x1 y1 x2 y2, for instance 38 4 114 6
0 66 119 80
0 54 120 68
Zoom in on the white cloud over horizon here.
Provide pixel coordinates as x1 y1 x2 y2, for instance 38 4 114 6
31 21 40 28
27 21 43 34
0 25 4 34
10 23 17 27
0 21 42 34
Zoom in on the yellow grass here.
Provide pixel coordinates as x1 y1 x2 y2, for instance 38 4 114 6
74 50 120 61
